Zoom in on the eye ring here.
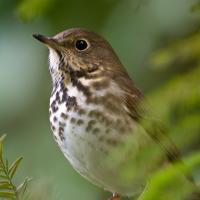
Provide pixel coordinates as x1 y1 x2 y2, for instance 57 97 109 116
75 39 89 51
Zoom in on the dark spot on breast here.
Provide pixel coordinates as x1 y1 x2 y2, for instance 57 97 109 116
59 121 66 127
86 120 96 132
76 80 91 97
59 126 64 132
58 127 65 141
78 108 86 115
69 66 91 98
87 93 120 114
61 88 68 103
99 115 110 126
70 117 76 123
52 106 58 113
88 110 101 118
66 96 77 111
92 128 100 135
88 119 96 126
88 110 111 127
106 139 119 146
51 100 58 113
53 116 57 122
77 119 84 126
50 122 56 131
56 91 61 103
60 81 65 91
61 112 68 119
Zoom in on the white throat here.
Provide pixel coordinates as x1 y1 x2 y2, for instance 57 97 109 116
48 48 60 71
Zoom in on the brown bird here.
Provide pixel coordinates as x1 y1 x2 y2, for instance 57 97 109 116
33 28 199 200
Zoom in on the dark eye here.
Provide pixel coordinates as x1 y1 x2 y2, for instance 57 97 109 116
75 39 88 51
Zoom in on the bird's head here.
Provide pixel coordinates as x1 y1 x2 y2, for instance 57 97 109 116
33 28 122 84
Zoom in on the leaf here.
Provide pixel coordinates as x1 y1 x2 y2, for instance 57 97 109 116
139 152 200 200
0 191 15 198
8 157 23 179
17 177 32 198
0 134 6 160
0 135 29 199
0 182 13 190
5 159 9 172
0 180 10 185
0 135 7 143
0 174 9 179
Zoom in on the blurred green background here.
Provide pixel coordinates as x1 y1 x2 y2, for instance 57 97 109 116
0 0 200 199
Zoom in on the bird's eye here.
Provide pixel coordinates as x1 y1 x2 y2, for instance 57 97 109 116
75 39 88 51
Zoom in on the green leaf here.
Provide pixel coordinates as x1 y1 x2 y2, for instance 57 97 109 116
0 174 8 179
0 191 15 198
0 135 29 199
0 180 10 185
0 182 13 190
5 159 9 172
139 152 200 200
8 157 23 179
0 135 7 143
0 135 6 160
17 177 32 198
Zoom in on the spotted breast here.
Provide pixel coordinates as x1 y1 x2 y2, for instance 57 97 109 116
33 28 177 198
49 67 146 195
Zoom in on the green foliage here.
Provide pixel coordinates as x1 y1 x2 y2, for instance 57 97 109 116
0 135 31 200
138 152 200 200
191 1 200 12
138 20 200 199
148 64 200 119
148 39 200 150
17 0 55 21
150 31 200 70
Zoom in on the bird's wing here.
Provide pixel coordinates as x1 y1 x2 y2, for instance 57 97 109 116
115 71 181 163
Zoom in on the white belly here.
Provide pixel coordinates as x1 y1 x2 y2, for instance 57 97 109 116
49 83 160 196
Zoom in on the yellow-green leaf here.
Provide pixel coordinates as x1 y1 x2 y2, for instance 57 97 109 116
0 182 13 190
0 134 6 160
0 175 8 179
0 191 15 198
8 157 23 179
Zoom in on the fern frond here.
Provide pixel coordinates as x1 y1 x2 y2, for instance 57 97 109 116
0 135 31 199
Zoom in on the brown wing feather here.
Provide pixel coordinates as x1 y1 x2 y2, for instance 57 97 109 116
113 69 181 163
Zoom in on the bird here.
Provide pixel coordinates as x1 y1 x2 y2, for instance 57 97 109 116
33 28 199 200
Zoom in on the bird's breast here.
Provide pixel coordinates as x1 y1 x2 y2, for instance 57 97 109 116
49 78 146 195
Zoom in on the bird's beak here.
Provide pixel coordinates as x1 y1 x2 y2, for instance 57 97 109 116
33 34 59 49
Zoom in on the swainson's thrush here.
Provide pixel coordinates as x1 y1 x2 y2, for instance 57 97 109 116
33 28 199 200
